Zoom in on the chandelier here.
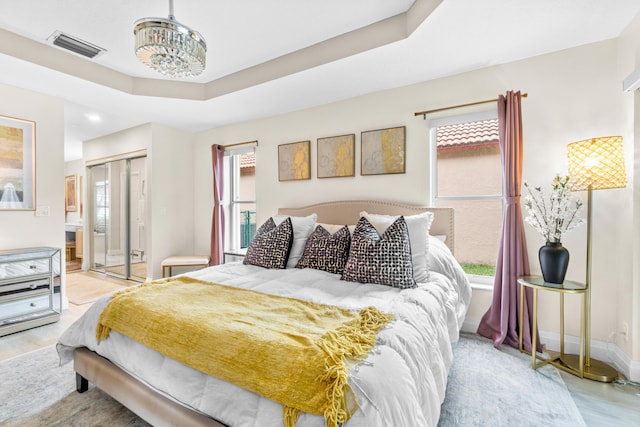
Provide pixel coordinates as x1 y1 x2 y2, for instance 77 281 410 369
133 0 207 78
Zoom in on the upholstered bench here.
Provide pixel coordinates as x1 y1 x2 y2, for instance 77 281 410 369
161 255 211 278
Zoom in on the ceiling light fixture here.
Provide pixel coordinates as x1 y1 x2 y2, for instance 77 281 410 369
133 0 207 78
85 113 102 122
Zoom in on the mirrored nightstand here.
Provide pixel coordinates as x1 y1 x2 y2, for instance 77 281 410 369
223 249 246 264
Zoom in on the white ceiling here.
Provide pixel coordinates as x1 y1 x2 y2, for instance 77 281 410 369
0 0 638 161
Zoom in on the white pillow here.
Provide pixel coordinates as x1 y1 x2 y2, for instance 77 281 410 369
317 223 356 235
273 213 318 267
360 210 434 283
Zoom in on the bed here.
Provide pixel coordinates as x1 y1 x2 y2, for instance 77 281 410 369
57 200 471 427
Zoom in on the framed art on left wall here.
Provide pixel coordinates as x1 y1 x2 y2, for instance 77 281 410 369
0 115 35 210
65 175 77 212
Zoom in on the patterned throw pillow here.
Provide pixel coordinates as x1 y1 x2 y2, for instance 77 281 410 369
361 211 434 283
341 216 416 289
295 225 351 274
243 217 293 269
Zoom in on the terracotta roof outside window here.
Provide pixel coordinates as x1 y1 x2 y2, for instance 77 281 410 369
240 152 255 168
436 119 499 153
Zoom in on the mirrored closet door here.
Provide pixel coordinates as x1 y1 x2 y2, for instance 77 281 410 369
87 155 147 281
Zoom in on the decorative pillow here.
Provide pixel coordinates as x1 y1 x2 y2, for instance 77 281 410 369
296 225 351 274
243 217 293 269
361 211 434 283
272 213 318 268
341 216 416 289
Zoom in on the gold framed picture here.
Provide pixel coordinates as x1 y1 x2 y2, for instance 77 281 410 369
361 126 406 176
278 140 311 181
0 115 36 210
317 134 355 178
65 174 77 212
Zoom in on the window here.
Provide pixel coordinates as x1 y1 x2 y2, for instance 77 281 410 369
224 145 257 253
430 111 503 280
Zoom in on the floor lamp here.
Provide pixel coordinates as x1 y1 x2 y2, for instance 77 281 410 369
566 136 627 382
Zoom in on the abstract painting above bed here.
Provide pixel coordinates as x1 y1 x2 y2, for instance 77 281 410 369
56 200 470 427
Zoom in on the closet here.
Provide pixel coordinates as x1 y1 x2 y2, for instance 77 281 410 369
87 155 147 281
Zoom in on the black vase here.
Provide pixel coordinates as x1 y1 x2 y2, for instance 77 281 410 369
539 242 569 284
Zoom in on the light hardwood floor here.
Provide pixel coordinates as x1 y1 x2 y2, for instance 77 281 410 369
560 371 640 426
1 271 638 425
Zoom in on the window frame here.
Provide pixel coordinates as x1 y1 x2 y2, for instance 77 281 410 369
429 110 503 288
223 145 256 253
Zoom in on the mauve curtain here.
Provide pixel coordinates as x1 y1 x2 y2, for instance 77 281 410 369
477 91 540 353
210 144 225 266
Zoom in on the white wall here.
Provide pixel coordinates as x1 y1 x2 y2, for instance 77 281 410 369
0 83 65 297
83 123 195 279
619 11 640 373
148 123 195 279
193 38 638 376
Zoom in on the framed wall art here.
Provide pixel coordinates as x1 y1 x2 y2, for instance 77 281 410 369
0 115 35 210
65 174 77 212
317 134 355 178
361 126 406 176
278 140 311 181
79 175 83 218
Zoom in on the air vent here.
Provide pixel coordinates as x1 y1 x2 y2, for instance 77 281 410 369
47 31 106 59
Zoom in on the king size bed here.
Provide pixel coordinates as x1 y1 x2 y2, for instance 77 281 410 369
57 200 471 427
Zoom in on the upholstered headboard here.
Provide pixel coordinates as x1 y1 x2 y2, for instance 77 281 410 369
278 200 455 254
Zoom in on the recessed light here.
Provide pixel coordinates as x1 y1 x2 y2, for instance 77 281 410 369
85 113 102 122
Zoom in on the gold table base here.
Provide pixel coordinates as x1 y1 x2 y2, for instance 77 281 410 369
561 354 617 383
518 276 619 384
534 350 618 383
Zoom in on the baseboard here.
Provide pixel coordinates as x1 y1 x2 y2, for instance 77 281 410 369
461 318 639 381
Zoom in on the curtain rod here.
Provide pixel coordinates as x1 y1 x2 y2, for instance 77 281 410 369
414 93 528 119
223 140 258 149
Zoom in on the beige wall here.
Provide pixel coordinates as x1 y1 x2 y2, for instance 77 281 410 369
148 123 195 279
0 83 66 299
193 38 638 378
619 11 640 377
82 123 195 279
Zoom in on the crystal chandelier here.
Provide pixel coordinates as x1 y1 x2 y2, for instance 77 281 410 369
133 0 207 78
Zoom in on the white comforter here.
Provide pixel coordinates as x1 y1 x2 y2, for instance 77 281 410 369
58 248 470 427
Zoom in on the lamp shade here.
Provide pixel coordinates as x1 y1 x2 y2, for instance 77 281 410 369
566 136 627 191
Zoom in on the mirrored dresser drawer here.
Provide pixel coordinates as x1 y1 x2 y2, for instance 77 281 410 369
0 247 62 336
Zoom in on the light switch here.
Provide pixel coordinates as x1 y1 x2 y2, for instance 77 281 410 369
35 206 50 217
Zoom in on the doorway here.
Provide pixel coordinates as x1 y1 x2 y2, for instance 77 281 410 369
87 156 147 281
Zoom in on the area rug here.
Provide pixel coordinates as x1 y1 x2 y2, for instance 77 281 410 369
438 333 586 426
0 345 149 427
0 334 585 426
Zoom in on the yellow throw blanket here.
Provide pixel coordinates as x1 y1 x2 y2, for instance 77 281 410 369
96 276 394 426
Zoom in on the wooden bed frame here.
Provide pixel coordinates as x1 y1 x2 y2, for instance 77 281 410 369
73 200 454 427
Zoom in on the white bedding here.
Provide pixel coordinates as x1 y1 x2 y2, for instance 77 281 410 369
57 241 470 427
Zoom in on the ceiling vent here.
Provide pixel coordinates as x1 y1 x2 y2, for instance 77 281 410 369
47 31 106 59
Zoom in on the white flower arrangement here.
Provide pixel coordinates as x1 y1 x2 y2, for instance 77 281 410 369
523 175 584 243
